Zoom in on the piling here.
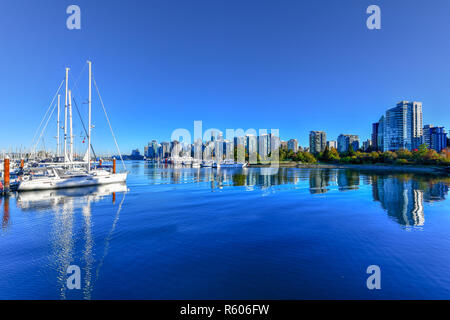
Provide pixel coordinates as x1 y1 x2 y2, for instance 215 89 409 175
20 159 24 169
99 159 102 167
113 158 116 174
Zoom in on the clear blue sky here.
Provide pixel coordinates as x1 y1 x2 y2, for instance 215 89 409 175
1 0 450 155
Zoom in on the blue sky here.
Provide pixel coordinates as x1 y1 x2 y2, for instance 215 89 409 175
1 0 449 154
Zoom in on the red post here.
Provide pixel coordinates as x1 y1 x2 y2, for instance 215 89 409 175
113 158 116 174
4 158 10 191
112 192 116 204
99 159 102 167
20 159 24 169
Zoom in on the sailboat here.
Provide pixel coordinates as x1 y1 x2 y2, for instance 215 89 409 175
17 61 127 191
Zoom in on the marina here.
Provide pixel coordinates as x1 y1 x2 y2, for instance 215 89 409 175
1 61 127 195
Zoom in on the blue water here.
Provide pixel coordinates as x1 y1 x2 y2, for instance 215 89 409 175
1 161 450 299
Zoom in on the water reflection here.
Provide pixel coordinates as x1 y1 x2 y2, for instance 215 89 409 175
13 183 128 299
1 197 10 229
1 166 449 299
144 164 449 227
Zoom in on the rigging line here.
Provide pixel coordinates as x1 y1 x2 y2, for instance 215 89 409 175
94 191 126 286
70 63 87 98
93 76 127 171
33 100 58 154
72 97 97 160
30 79 65 154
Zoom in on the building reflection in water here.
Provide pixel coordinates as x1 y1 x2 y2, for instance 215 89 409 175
14 183 128 299
146 164 449 227
372 175 448 227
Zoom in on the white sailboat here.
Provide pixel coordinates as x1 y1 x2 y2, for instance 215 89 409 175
18 61 127 191
217 160 248 168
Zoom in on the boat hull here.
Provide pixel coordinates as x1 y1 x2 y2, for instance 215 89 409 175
17 172 128 191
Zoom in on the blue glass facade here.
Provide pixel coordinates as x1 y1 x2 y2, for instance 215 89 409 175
430 127 447 152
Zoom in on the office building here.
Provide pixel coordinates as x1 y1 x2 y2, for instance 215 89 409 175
430 127 447 152
327 141 337 149
372 122 379 151
337 134 360 153
309 131 327 154
384 101 423 151
287 139 299 152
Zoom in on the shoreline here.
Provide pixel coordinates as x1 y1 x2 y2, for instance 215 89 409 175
249 162 450 175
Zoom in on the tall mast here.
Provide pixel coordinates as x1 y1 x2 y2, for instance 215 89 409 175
69 89 74 162
57 94 60 157
87 60 92 173
64 67 69 163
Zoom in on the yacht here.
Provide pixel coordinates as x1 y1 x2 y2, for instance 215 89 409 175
18 167 127 191
17 61 127 191
201 160 214 167
217 160 248 168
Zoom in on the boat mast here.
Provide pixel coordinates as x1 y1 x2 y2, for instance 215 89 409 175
69 89 74 162
87 60 92 173
57 94 60 157
64 67 69 163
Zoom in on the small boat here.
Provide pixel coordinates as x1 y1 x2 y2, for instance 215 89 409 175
201 160 214 167
217 160 248 168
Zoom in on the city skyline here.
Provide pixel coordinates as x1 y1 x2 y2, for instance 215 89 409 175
138 98 447 160
2 1 450 153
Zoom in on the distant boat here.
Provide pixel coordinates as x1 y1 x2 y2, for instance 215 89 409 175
201 160 213 168
217 160 248 168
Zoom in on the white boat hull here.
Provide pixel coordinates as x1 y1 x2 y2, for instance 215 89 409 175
219 164 247 168
17 172 127 191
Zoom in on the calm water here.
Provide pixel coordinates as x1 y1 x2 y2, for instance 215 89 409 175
1 161 450 299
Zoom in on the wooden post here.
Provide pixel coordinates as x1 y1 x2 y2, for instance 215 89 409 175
112 192 116 204
4 158 10 192
113 158 116 174
20 158 24 169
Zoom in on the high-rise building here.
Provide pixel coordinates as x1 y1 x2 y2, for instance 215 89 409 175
327 141 337 149
337 134 360 153
384 101 423 151
258 134 270 157
223 140 234 160
309 131 327 154
430 127 447 152
287 139 298 152
423 124 433 148
377 116 385 152
246 134 258 156
372 122 379 151
363 139 372 151
146 140 159 158
269 133 280 154
159 142 171 158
